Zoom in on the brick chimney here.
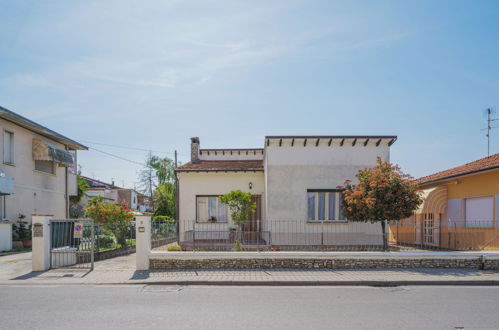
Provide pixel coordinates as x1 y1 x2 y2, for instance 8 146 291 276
191 137 200 163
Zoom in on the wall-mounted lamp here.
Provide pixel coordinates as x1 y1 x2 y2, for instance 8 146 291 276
249 182 253 190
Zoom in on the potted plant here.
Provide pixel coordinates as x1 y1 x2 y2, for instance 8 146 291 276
12 214 32 248
208 216 217 223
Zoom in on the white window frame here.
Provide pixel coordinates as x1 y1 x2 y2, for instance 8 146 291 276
307 190 346 222
3 130 14 165
196 195 228 223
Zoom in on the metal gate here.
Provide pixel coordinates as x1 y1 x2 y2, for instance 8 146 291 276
50 219 94 270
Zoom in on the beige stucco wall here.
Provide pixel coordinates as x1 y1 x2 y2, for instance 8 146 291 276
178 171 265 239
263 142 390 244
0 118 78 223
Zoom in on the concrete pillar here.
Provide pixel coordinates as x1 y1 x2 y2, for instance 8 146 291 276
32 215 52 272
135 215 151 270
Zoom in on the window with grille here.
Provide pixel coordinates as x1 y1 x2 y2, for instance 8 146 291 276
307 190 345 221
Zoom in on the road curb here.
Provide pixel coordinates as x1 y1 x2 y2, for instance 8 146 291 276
3 280 499 286
130 280 499 286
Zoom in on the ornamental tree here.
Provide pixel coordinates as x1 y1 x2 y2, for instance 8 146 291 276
219 190 256 229
342 157 423 250
85 197 135 248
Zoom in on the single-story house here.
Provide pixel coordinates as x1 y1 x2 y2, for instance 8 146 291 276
176 135 397 249
390 153 499 250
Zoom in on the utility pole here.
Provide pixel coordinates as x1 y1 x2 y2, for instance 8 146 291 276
174 150 179 234
484 108 498 156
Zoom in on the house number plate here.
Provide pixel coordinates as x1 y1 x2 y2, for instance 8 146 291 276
33 223 43 237
138 227 145 232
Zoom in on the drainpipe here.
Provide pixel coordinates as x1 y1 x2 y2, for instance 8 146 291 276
65 146 69 219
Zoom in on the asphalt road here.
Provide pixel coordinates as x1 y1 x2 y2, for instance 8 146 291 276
1 285 498 330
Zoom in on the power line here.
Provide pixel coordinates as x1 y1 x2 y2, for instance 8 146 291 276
89 147 146 166
79 139 188 156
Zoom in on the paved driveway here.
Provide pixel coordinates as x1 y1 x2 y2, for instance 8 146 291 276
0 251 137 281
0 252 32 281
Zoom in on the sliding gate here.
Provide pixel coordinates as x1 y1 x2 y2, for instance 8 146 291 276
50 219 94 270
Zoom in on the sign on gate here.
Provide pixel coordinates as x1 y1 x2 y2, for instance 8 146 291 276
50 219 94 271
73 222 83 238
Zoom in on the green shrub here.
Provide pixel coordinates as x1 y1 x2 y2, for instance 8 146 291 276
97 235 115 249
167 245 182 251
232 240 244 252
152 216 176 224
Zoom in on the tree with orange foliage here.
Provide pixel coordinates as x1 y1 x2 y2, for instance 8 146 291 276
342 157 422 250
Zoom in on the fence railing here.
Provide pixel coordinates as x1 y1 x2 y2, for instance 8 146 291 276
150 218 178 251
93 222 136 252
167 219 387 252
145 218 499 252
389 220 499 251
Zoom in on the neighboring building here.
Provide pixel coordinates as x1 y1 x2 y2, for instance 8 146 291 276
176 136 397 249
390 153 499 250
81 176 152 212
0 105 87 223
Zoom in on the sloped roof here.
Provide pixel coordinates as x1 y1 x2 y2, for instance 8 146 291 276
81 176 123 189
416 153 499 185
0 105 87 150
176 160 264 172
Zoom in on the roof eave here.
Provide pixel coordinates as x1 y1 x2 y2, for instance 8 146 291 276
418 165 499 186
0 106 88 150
175 169 264 173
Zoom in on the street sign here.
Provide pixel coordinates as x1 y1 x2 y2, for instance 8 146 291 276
73 222 83 238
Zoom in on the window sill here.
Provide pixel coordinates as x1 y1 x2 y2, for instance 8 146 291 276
3 162 15 167
306 220 348 224
33 170 56 177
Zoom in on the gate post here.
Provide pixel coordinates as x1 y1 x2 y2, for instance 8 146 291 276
135 215 151 270
32 215 53 271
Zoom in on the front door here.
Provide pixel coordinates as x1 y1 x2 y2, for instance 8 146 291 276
243 195 262 244
423 213 440 247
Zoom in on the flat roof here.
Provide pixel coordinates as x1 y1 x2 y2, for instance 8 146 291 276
265 135 397 147
266 135 397 139
0 105 87 150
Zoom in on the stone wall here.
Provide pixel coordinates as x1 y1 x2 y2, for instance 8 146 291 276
149 256 499 270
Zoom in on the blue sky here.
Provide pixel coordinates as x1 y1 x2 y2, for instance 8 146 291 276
1 0 498 188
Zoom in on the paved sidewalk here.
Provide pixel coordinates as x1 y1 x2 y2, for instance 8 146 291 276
1 253 499 286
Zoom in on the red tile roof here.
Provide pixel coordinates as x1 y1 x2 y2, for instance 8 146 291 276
176 160 264 172
416 153 499 185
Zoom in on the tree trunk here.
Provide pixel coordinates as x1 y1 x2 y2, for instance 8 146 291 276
381 220 388 251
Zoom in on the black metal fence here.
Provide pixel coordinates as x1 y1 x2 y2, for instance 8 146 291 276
150 218 178 251
175 220 386 251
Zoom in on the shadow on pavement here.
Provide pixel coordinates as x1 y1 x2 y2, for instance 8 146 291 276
11 269 92 280
130 271 150 280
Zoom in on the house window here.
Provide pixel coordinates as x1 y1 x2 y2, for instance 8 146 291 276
35 160 55 174
3 131 13 164
307 190 345 221
196 196 228 222
465 196 493 227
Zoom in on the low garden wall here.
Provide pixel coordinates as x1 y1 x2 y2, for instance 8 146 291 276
149 252 499 270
